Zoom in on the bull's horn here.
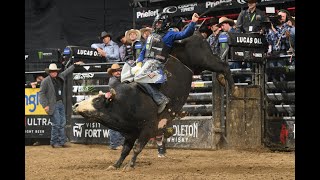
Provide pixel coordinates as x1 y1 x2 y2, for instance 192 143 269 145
98 90 105 96
110 88 116 99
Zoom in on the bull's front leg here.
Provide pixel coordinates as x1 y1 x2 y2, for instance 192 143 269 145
123 130 153 171
107 136 136 170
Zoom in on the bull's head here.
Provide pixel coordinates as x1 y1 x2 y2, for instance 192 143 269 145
72 89 116 120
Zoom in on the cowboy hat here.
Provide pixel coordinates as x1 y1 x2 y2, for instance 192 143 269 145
140 27 153 35
45 63 61 73
208 17 219 27
125 29 141 44
107 63 121 75
99 31 112 40
217 17 235 27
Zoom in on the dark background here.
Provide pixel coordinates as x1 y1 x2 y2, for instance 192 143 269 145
25 0 295 51
25 0 134 50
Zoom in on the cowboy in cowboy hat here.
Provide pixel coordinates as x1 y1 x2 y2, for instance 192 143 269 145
91 31 120 61
107 63 122 76
140 27 152 39
45 63 61 73
218 17 239 33
124 29 143 61
218 17 235 27
99 31 112 40
125 29 141 44
39 61 82 148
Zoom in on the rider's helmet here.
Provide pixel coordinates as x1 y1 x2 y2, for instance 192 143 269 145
152 12 172 33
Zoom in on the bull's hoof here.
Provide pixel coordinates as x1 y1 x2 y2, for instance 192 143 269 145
216 74 226 87
158 153 166 158
107 165 117 170
231 86 240 97
122 164 135 171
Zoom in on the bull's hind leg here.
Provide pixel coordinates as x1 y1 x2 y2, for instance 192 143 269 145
107 136 136 170
208 61 239 97
123 129 153 171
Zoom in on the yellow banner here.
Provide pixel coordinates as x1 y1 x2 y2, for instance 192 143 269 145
25 88 47 115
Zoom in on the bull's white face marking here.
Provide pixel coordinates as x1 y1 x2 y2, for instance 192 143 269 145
76 95 99 113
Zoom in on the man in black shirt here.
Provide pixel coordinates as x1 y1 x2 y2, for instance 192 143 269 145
236 0 267 33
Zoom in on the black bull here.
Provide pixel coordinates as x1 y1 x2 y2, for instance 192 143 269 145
73 32 237 170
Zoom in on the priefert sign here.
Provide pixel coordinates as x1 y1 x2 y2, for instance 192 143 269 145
136 9 159 19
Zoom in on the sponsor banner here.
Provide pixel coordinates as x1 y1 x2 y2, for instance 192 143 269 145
25 48 61 63
67 46 101 59
166 119 213 148
228 33 268 48
69 116 109 144
25 88 47 115
25 115 52 138
134 0 294 21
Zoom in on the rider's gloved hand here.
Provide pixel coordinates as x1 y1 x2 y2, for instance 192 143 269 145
131 62 142 75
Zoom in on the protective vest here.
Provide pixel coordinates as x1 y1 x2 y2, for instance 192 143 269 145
144 33 171 62
124 43 133 60
132 40 142 60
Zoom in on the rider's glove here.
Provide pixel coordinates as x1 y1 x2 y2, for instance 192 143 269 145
131 62 142 75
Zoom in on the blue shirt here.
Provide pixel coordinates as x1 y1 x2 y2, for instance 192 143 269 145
91 40 120 61
137 22 196 62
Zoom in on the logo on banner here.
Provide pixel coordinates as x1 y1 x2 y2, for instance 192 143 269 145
206 0 232 8
25 88 47 115
76 49 99 57
136 9 159 19
237 0 247 4
167 123 199 143
162 6 177 14
38 52 43 59
37 51 53 59
236 36 263 44
178 3 197 13
73 73 94 80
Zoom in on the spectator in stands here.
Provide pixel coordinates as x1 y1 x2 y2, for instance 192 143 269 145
199 25 212 39
25 74 45 88
218 16 241 69
286 16 295 54
218 17 239 33
105 63 125 150
39 62 83 148
125 29 142 61
266 9 293 55
140 27 153 46
218 17 252 83
207 17 221 55
91 31 120 62
236 0 267 33
117 32 128 61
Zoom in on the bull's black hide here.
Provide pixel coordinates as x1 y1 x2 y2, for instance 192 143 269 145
73 32 235 170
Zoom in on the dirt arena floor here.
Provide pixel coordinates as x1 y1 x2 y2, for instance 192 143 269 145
26 143 294 180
